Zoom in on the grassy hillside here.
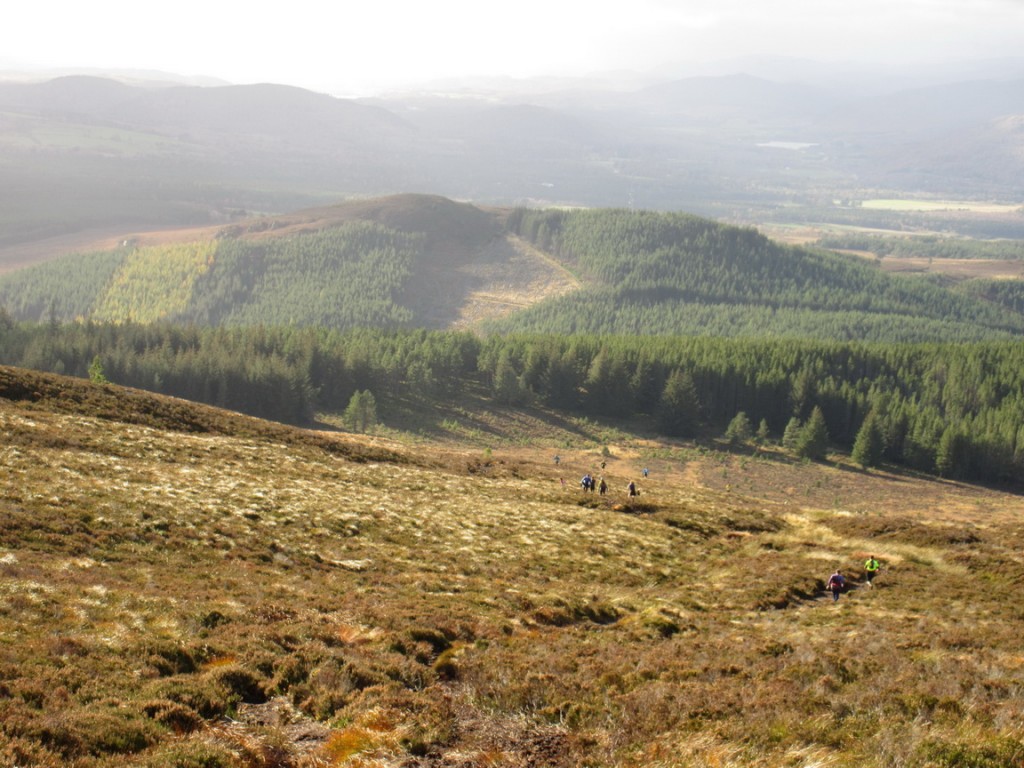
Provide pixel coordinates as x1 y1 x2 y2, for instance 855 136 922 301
1 195 1022 342
2 366 1024 767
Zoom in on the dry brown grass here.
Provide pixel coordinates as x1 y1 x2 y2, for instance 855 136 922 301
2 368 1024 767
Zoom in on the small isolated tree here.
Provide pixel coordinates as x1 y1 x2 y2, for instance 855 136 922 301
724 411 753 446
851 410 885 468
782 417 803 450
795 406 829 460
756 418 771 445
88 355 108 385
343 389 378 433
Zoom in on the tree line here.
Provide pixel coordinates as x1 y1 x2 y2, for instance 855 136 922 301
2 315 1022 484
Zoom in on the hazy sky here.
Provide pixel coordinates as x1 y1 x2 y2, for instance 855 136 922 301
4 0 1023 94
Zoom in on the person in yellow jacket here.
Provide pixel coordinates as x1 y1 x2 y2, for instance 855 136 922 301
864 555 881 587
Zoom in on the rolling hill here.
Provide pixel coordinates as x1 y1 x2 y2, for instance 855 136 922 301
2 69 1023 256
0 194 1021 343
0 75 413 150
2 365 1024 766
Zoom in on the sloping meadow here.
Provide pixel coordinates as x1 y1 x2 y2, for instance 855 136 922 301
2 379 1024 766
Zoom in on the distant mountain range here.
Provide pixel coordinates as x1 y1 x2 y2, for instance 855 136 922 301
2 194 1021 343
0 63 1022 255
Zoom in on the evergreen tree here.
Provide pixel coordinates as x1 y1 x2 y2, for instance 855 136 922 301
756 418 771 444
343 390 378 433
629 358 662 415
88 355 109 385
543 350 583 410
657 369 700 437
1014 425 1024 475
724 411 753 446
796 406 829 460
493 353 529 405
851 410 885 468
935 426 966 478
782 417 803 450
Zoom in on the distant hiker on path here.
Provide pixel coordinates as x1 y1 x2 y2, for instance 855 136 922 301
642 467 649 478
827 570 846 602
627 480 638 498
599 477 607 495
864 556 880 587
554 455 560 465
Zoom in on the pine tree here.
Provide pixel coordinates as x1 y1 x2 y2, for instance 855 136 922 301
796 406 829 460
935 426 965 478
343 390 378 433
493 353 529 405
724 411 753 446
657 369 700 437
755 418 771 444
851 410 884 468
782 417 803 450
88 355 109 385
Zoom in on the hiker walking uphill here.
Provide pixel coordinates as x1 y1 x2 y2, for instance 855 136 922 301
827 570 846 602
864 555 881 587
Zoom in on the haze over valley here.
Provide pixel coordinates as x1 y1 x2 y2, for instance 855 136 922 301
1 56 1023 266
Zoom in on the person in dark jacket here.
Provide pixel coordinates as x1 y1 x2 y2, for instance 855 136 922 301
827 570 846 602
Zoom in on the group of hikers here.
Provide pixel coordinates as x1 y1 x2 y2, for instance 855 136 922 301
579 473 609 494
575 473 642 498
827 555 882 601
567 458 647 500
556 454 883 604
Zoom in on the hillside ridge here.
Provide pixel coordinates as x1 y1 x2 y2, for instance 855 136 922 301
2 194 1022 342
3 361 1024 766
0 365 406 465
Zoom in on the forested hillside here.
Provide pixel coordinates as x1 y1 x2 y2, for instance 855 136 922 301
490 208 1024 340
1 197 1023 343
0 228 418 327
3 196 1024 484
0 196 503 329
2 320 1022 484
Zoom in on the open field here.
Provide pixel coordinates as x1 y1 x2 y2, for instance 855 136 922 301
0 223 229 276
760 222 1024 281
2 367 1024 767
874 257 1024 280
859 200 1023 214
